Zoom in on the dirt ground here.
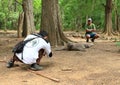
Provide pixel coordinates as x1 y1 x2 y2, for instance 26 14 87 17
0 31 120 85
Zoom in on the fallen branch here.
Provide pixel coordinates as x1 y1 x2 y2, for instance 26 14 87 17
1 60 60 82
28 69 60 82
61 68 72 71
0 60 6 63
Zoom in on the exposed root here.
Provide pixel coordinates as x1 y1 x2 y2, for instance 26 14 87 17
101 32 120 41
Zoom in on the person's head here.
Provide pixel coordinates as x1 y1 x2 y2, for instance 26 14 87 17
87 18 92 25
38 30 48 39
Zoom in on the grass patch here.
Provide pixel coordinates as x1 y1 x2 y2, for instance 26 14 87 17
115 42 120 46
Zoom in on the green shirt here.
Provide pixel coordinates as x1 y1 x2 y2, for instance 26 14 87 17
85 23 96 30
85 23 96 34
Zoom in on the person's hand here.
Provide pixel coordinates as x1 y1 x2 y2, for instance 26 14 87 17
49 52 53 57
92 29 96 32
86 29 92 32
42 51 46 56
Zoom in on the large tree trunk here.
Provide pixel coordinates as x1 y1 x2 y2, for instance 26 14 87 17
113 0 120 33
103 0 113 36
22 0 35 37
17 12 24 38
115 8 120 33
41 0 70 46
117 15 120 33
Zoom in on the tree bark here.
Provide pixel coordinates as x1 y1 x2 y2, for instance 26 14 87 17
41 0 70 46
117 16 120 33
113 0 120 33
103 0 113 36
22 0 35 37
17 12 24 38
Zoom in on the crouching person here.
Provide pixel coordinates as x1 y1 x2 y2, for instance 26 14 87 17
6 31 52 71
85 18 99 42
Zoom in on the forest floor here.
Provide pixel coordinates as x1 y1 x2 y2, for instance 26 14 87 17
0 30 120 85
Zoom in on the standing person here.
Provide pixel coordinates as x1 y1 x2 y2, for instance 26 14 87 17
85 18 99 42
6 30 52 71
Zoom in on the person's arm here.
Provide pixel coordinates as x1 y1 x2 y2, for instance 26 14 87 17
85 25 93 32
86 23 96 32
44 43 53 57
86 29 93 32
91 23 96 32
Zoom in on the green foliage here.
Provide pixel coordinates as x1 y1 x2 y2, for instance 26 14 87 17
33 0 42 30
0 0 120 31
9 12 19 20
0 0 22 30
33 0 41 12
0 12 5 20
0 12 5 28
0 0 42 30
59 0 107 31
116 42 120 47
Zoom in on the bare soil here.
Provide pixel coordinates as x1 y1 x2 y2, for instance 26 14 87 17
0 31 120 85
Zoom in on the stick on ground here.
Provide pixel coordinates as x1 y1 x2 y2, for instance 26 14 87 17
28 69 60 82
1 60 60 82
0 60 6 63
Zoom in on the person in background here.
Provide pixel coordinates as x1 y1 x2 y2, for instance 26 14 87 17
6 30 52 71
85 18 99 42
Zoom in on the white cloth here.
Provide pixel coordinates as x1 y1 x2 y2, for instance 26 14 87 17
16 35 51 64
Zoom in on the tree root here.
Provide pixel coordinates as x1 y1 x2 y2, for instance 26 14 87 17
101 32 120 41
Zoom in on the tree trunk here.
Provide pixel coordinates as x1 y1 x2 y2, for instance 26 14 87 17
17 12 24 38
22 0 35 37
41 0 70 46
117 16 120 33
113 0 120 33
103 0 113 36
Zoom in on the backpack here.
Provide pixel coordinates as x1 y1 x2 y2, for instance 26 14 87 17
12 38 36 53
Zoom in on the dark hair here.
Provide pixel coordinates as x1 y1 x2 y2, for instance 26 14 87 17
38 30 48 37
